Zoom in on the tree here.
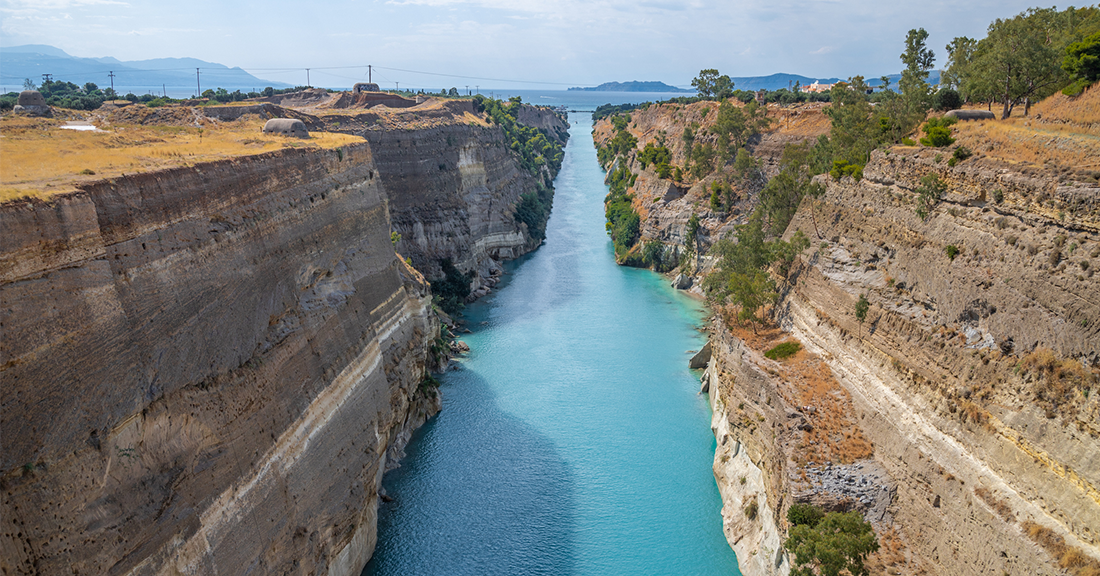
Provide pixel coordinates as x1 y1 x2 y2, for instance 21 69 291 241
975 8 1070 118
23 78 36 90
900 28 936 118
692 69 734 99
855 293 869 337
942 36 980 100
879 76 891 92
1064 30 1100 83
786 511 879 576
448 87 460 97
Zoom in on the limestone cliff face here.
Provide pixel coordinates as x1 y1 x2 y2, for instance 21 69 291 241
772 148 1099 574
595 101 1099 574
362 104 569 296
0 104 557 574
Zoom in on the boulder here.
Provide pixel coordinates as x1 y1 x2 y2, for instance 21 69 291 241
672 273 693 290
689 341 712 369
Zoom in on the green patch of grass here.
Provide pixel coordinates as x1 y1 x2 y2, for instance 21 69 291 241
765 341 801 360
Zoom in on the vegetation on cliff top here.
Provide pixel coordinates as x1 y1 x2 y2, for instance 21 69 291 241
942 6 1100 117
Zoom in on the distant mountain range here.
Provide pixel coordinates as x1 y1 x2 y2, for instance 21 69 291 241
0 45 292 97
568 81 692 93
570 72 944 94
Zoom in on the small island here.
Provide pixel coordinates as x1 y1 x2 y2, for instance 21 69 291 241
568 81 692 93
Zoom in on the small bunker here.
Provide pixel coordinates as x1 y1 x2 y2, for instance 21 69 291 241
13 90 51 116
262 118 309 138
353 82 381 94
945 109 995 121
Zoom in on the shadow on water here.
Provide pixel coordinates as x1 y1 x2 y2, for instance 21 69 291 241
363 364 578 576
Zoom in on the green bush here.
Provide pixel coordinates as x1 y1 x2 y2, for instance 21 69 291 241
786 511 878 576
915 173 947 220
933 87 962 111
765 341 802 360
919 117 957 147
946 245 960 260
1062 78 1093 97
430 258 475 314
829 159 864 181
788 503 825 528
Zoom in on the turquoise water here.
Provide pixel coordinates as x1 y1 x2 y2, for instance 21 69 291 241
363 107 740 575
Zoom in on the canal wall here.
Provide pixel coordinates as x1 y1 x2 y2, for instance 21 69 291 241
0 102 567 575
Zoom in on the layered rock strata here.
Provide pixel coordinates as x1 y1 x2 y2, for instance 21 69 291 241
0 98 561 573
361 104 568 295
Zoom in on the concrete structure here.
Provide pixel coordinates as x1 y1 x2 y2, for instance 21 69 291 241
353 83 381 94
945 109 996 121
13 90 51 116
262 118 309 138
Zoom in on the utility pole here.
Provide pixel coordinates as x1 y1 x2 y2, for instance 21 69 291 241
395 82 399 92
465 85 469 96
368 65 372 83
306 69 310 88
108 71 115 92
196 68 201 96
476 85 479 95
163 83 166 97
42 73 52 84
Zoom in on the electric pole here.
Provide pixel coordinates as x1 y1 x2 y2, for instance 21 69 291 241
465 85 469 96
395 82 399 92
476 85 479 95
196 68 201 96
108 71 115 92
306 69 310 88
42 73 52 84
368 65 372 83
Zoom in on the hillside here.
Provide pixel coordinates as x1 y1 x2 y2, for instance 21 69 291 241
568 80 691 92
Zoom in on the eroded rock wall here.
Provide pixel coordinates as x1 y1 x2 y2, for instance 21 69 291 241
774 148 1100 574
0 144 442 575
364 105 568 294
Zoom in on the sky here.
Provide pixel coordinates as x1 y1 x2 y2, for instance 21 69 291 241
0 0 1053 90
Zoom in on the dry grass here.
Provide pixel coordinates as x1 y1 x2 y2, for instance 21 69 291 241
952 87 1100 180
1019 347 1097 417
1022 520 1100 576
1030 83 1100 126
865 525 927 575
0 114 365 203
974 486 1015 522
721 307 874 465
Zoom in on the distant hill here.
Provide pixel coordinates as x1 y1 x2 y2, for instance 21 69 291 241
568 81 692 93
0 45 292 98
727 73 842 91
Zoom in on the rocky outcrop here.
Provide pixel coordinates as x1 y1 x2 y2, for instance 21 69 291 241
0 100 561 574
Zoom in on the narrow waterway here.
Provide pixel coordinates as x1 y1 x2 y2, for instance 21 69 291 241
364 107 741 575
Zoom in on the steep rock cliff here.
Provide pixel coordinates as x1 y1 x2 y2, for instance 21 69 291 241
594 99 1100 575
773 147 1099 574
0 100 564 574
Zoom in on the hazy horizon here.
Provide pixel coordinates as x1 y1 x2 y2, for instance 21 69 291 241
1 0 1043 90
